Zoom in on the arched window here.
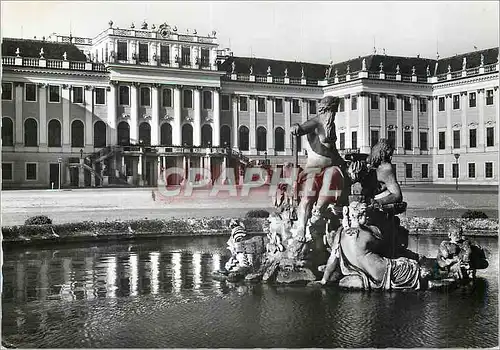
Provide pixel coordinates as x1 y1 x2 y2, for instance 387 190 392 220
201 124 212 147
274 127 285 152
220 125 231 147
160 123 172 145
2 117 13 146
24 118 38 147
239 126 249 151
182 124 193 146
48 119 62 147
138 122 151 145
94 121 106 147
117 121 130 146
256 126 267 151
71 120 84 147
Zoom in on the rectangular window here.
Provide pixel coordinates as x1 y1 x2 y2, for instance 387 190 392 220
339 132 345 150
181 47 191 66
404 131 412 150
140 87 150 106
309 100 317 114
25 83 37 102
351 96 357 110
351 131 357 149
452 163 459 179
486 127 494 147
370 130 379 148
275 98 283 113
485 162 493 178
139 43 149 62
438 97 445 111
419 98 427 112
292 99 300 114
2 82 12 100
437 164 444 178
49 85 60 103
95 88 105 105
469 129 477 148
403 96 411 111
388 130 396 148
468 163 476 178
26 163 37 181
119 86 129 105
2 163 13 180
222 95 230 111
453 95 460 110
257 97 266 112
160 45 170 64
421 164 429 179
387 96 395 110
338 98 344 112
453 130 460 149
117 41 128 60
370 95 379 110
438 131 445 150
201 49 210 67
162 89 172 107
203 91 212 110
183 90 192 108
420 132 428 151
73 86 83 104
405 163 413 178
469 92 476 108
486 90 494 105
239 96 248 112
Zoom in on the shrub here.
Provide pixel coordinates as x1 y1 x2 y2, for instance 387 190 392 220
461 210 488 219
24 215 53 225
245 210 270 218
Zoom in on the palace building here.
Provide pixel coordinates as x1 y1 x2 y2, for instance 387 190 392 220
1 20 498 189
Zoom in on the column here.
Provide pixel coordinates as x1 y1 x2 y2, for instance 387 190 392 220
14 83 23 147
460 92 468 149
284 98 292 154
359 92 370 153
232 94 238 149
396 95 404 153
39 84 47 148
446 94 452 152
130 83 139 144
477 89 485 151
138 152 144 186
412 96 419 153
345 95 351 148
173 86 182 145
432 97 438 154
301 98 309 154
249 96 256 154
266 97 275 154
62 86 71 150
426 96 435 150
91 163 96 187
213 88 220 146
84 87 93 148
107 82 117 146
151 84 160 145
194 87 201 146
78 159 84 187
379 94 387 138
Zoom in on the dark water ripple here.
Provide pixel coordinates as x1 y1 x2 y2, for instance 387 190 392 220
2 236 498 348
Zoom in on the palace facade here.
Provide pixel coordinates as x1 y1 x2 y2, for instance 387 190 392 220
1 20 498 188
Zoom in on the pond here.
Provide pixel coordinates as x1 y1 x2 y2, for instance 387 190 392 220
2 235 498 348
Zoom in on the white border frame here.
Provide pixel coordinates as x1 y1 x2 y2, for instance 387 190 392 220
24 83 37 102
119 85 130 106
485 161 494 179
2 82 13 101
72 86 84 104
467 162 476 179
25 162 38 181
48 85 61 103
239 96 248 112
2 161 14 181
94 87 106 105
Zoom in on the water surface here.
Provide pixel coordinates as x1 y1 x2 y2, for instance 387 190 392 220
2 235 498 348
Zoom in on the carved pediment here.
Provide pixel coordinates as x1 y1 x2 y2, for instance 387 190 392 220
162 114 173 121
121 113 130 119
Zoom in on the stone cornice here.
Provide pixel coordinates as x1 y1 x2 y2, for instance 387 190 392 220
432 74 498 90
3 66 108 78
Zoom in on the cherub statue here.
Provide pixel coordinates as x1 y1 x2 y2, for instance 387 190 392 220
224 219 253 272
231 61 236 74
267 65 272 76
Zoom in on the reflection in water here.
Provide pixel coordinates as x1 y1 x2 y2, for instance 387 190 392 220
1 236 498 349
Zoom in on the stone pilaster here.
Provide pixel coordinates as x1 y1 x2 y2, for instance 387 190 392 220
108 82 118 146
266 97 274 154
232 94 239 149
477 89 485 151
412 96 419 153
173 85 182 145
38 84 47 148
130 83 139 144
194 87 202 146
151 84 160 145
249 96 256 154
62 85 71 151
379 94 387 139
213 88 220 146
284 97 292 154
14 83 23 148
84 86 93 148
396 95 404 154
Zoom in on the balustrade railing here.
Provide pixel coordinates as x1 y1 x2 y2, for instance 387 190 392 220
306 80 318 86
467 67 480 75
238 74 250 81
385 73 397 80
23 58 39 66
289 78 302 85
451 71 462 79
485 64 497 73
401 75 412 82
368 72 379 79
255 76 267 83
274 77 285 84
47 59 63 68
70 62 86 70
2 57 15 65
350 72 359 79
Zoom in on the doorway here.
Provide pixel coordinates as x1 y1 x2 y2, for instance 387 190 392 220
49 163 60 189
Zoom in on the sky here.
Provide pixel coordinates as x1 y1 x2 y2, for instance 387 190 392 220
1 1 498 64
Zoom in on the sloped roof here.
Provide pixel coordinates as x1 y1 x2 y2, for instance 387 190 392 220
435 47 498 74
218 56 327 79
2 38 87 61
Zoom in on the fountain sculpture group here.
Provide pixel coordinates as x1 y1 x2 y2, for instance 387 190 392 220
215 96 488 291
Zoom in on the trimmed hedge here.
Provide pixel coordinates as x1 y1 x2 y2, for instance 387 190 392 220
246 210 270 218
461 210 488 219
24 215 52 225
